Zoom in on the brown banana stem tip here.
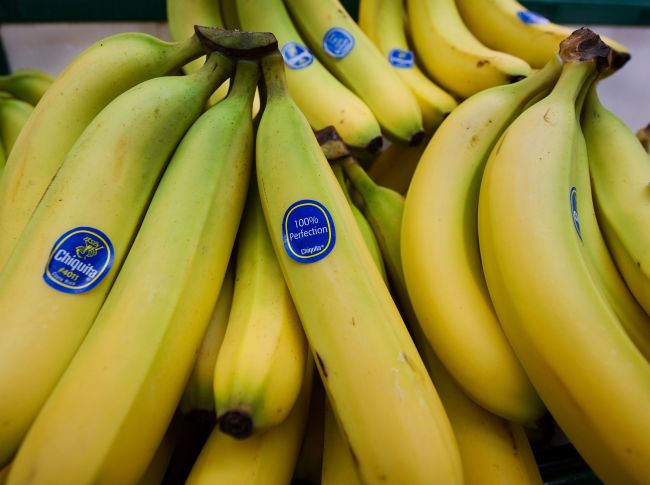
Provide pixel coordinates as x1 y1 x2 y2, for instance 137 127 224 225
559 28 613 73
315 126 352 162
637 123 650 152
195 25 278 59
218 410 254 439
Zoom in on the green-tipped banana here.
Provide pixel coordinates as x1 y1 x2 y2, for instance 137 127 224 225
284 0 424 145
235 0 382 153
213 184 308 438
0 31 205 271
187 358 314 485
0 53 233 469
401 59 565 422
180 262 235 414
582 87 650 317
0 97 33 156
6 58 256 485
0 68 54 105
406 0 531 98
477 30 650 484
256 49 462 484
358 0 457 132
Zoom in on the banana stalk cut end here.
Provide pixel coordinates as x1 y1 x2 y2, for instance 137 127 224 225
316 126 351 162
218 410 255 439
559 28 613 73
194 26 278 60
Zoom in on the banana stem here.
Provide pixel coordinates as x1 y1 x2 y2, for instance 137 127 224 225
260 50 289 101
340 157 378 200
227 60 260 106
191 51 235 87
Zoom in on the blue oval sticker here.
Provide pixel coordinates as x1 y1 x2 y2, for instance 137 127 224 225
569 186 582 241
282 200 336 263
388 48 415 69
281 42 314 70
517 10 550 25
43 226 114 293
322 28 355 59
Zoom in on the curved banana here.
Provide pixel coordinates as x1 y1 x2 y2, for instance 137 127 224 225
406 0 531 98
321 398 362 485
582 87 650 317
284 0 424 146
0 31 205 271
235 0 382 153
456 0 629 68
402 59 563 422
180 262 236 414
256 50 462 484
186 358 314 485
0 53 233 469
367 138 429 195
477 30 650 484
0 68 54 106
220 0 241 30
358 0 457 132
0 97 33 155
6 58 256 485
213 184 308 438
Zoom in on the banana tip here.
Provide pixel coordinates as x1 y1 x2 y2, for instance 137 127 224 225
218 410 254 439
409 130 425 147
366 136 383 154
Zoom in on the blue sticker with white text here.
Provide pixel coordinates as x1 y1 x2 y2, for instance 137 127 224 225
43 226 114 293
517 10 550 24
282 200 336 263
281 42 314 70
322 28 355 59
388 48 415 68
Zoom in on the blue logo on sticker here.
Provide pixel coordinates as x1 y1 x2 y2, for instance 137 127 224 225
43 226 114 293
388 48 415 68
322 28 355 59
569 186 582 241
517 10 549 25
282 200 336 263
281 42 314 70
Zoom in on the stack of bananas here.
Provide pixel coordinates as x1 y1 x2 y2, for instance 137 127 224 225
0 0 648 484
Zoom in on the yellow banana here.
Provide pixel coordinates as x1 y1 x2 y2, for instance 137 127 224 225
455 0 629 68
0 53 233 469
402 59 564 422
582 86 650 317
235 0 382 153
6 57 258 485
0 68 54 106
321 397 362 485
180 262 235 414
477 30 650 484
213 184 308 438
256 49 462 484
0 138 5 176
358 0 457 132
406 0 531 98
0 31 205 272
137 413 182 485
186 358 314 485
366 138 429 195
284 0 424 145
0 97 33 155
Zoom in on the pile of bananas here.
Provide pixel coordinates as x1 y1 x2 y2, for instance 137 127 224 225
0 0 648 484
0 68 53 176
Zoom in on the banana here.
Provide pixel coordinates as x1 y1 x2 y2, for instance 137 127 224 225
0 97 33 155
321 397 363 485
571 87 650 360
0 52 234 468
0 31 206 272
234 0 382 153
0 68 54 106
637 122 650 153
213 184 308 438
137 413 182 485
186 357 314 485
455 0 629 69
582 87 650 318
6 57 259 484
0 138 5 176
284 0 424 146
406 0 531 98
256 49 462 484
220 0 241 29
367 138 429 195
402 59 564 422
180 262 236 414
477 30 650 484
342 158 543 484
358 0 457 132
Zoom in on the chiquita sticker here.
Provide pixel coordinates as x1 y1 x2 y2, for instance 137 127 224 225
282 200 336 263
517 10 550 25
43 226 114 293
322 27 355 59
569 186 582 241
